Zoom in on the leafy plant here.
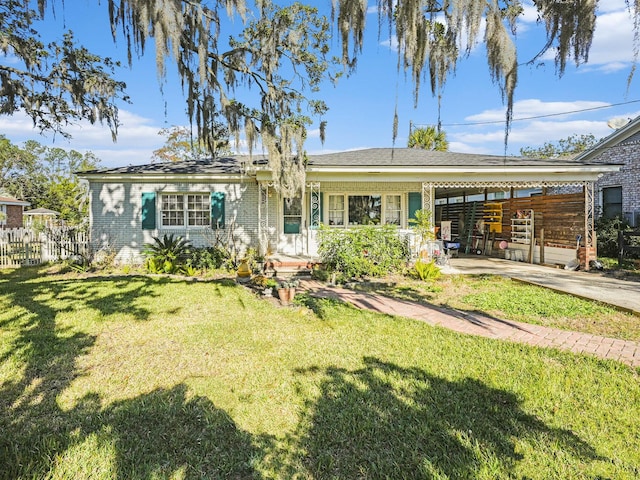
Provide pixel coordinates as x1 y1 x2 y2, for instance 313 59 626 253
412 259 441 282
595 215 630 258
318 224 409 279
143 234 191 274
409 209 435 252
186 246 231 272
183 265 198 277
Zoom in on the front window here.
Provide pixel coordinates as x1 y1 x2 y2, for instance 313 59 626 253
283 197 302 234
385 195 401 225
349 195 381 225
0 205 6 226
328 195 345 226
602 186 622 219
328 194 403 227
161 193 210 227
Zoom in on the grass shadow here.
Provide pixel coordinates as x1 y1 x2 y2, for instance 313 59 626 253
281 357 600 478
0 268 262 479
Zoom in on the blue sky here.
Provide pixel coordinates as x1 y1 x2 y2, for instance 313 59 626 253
2 0 640 168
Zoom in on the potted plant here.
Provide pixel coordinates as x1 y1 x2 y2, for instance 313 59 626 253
277 281 291 305
264 278 277 297
288 279 300 300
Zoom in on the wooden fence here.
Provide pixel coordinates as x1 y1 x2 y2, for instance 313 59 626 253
0 228 89 268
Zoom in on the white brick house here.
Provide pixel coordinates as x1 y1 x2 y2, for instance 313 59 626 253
79 148 619 264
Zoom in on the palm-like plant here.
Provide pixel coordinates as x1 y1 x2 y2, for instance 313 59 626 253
143 234 192 274
409 209 436 254
408 126 449 151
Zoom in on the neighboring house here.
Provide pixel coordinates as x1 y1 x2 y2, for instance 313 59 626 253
23 207 61 228
79 148 619 266
0 196 30 229
575 116 640 226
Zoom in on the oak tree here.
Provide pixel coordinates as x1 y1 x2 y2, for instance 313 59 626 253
1 0 637 195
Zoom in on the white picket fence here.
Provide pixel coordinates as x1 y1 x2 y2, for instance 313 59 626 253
0 227 89 268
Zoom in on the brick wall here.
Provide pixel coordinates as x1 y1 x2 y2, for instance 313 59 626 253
89 179 260 263
592 135 640 220
6 205 24 228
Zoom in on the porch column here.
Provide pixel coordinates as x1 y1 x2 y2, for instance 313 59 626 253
421 182 435 225
258 182 269 256
308 182 321 228
583 181 596 270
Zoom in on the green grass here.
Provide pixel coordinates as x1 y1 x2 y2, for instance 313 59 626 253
1 267 639 479
353 274 640 341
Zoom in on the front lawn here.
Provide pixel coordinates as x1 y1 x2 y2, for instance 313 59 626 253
1 267 639 479
351 274 640 341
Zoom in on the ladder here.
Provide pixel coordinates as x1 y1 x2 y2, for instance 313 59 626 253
463 202 477 254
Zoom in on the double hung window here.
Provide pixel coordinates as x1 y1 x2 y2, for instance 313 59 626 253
328 195 345 226
161 193 210 227
385 195 401 225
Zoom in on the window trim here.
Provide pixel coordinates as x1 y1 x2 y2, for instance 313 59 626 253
283 196 302 235
160 192 211 229
326 193 405 228
601 185 623 219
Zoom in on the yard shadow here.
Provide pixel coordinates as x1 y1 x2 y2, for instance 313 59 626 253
1 269 262 479
85 385 260 479
279 357 600 478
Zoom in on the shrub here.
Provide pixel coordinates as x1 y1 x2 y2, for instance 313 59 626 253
317 224 409 279
143 234 192 274
185 245 232 272
595 216 630 258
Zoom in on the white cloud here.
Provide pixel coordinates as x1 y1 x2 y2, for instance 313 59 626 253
519 3 541 24
586 11 635 65
0 108 168 167
465 99 610 123
448 102 640 154
597 0 628 15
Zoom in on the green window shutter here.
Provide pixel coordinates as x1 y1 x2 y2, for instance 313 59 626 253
408 192 422 221
211 192 225 229
141 192 156 230
310 191 323 230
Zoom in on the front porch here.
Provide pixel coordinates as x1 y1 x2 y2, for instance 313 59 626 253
257 180 598 270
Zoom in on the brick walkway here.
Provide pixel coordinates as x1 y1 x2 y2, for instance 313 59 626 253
301 280 640 368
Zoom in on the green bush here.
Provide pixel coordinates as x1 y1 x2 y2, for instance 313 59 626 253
317 225 409 279
595 216 629 258
185 246 232 272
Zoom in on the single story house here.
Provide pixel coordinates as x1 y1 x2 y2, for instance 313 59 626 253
574 115 640 226
0 195 31 229
79 148 621 267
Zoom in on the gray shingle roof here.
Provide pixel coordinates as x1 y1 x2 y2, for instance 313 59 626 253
305 148 617 167
80 156 261 175
80 148 621 176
